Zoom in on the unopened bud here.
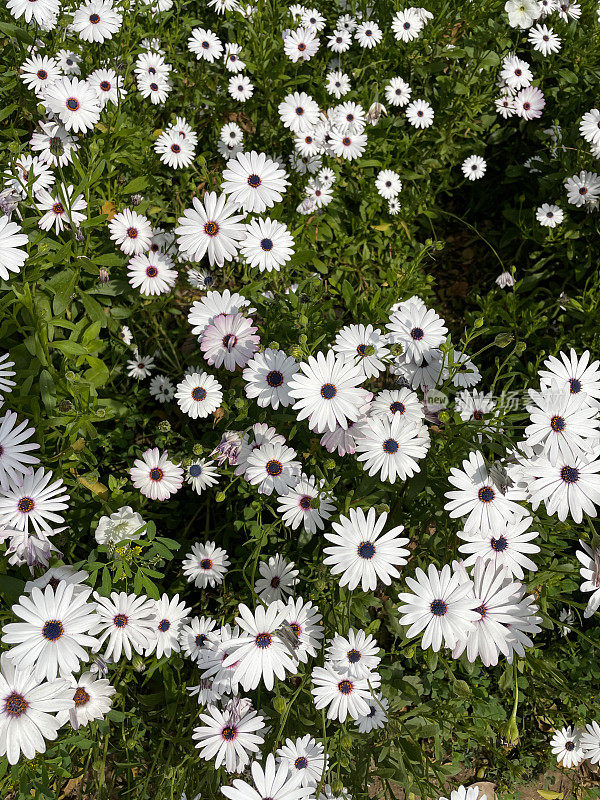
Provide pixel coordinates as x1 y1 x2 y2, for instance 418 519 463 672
273 696 286 714
215 492 225 503
193 444 204 455
157 420 171 432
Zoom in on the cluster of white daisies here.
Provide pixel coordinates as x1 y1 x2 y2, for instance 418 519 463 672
3 0 600 792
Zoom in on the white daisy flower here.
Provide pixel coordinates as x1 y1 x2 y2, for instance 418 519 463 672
175 372 223 419
176 192 246 267
241 218 295 272
92 591 157 662
193 703 265 773
146 593 191 659
550 726 585 768
44 77 101 133
254 555 299 603
276 735 327 787
324 507 410 591
179 616 216 661
185 459 220 494
327 629 381 679
56 671 115 730
129 447 183 501
277 475 335 534
2 583 99 681
354 693 389 733
187 28 223 62
244 441 301 496
444 451 527 531
398 563 480 652
536 203 564 227
0 467 69 536
127 253 177 296
354 414 430 483
311 663 380 722
94 506 146 547
182 541 230 588
0 652 73 765
375 169 402 199
288 350 366 434
223 603 299 691
109 208 153 256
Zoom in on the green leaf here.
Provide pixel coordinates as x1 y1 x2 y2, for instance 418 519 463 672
52 340 88 357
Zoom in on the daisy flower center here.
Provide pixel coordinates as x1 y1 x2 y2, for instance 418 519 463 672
200 558 213 570
100 81 111 91
89 12 100 22
475 604 487 618
565 741 575 751
127 227 138 238
149 467 164 482
417 110 424 117
42 619 64 641
579 187 588 195
295 106 304 116
342 137 351 146
383 438 399 454
430 599 448 616
247 174 261 188
551 415 566 432
410 326 424 340
560 465 579 484
356 344 367 355
294 756 309 769
523 102 531 110
74 687 90 706
255 632 272 648
357 540 376 559
192 386 207 401
478 485 495 503
298 43 306 51
47 577 61 590
17 496 35 513
38 69 47 79
158 619 170 632
403 21 410 28
320 383 337 399
367 705 377 717
260 238 274 251
390 401 406 414
150 83 159 91
222 333 237 350
338 679 353 695
195 633 207 646
347 648 361 663
266 369 283 387
290 622 302 635
491 535 508 552
473 410 484 420
270 576 281 588
52 202 64 214
299 495 312 510
189 464 203 477
66 97 79 111
221 725 237 741
171 144 181 153
113 613 128 628
569 378 582 393
204 221 219 237
4 693 28 717
146 266 158 278
266 459 283 476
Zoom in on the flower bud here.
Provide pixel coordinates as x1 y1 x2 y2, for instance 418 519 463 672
273 696 286 714
215 492 226 503
268 342 280 350
193 444 204 455
157 420 171 432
